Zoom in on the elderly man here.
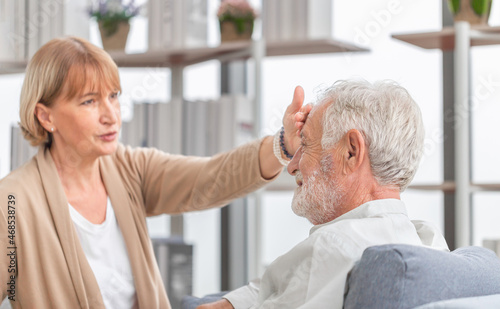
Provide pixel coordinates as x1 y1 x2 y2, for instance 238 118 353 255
199 80 449 309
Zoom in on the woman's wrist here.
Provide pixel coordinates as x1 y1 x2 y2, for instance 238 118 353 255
279 127 294 159
273 127 293 166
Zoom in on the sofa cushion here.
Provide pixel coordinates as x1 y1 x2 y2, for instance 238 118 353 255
343 244 500 309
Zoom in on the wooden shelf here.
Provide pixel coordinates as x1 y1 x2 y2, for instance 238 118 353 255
109 41 253 68
472 183 500 192
0 38 368 74
376 182 500 193
0 39 368 74
110 39 368 68
406 181 456 193
392 25 500 51
266 38 368 57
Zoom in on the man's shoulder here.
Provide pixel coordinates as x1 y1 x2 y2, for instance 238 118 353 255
309 208 419 252
411 219 448 249
306 222 368 258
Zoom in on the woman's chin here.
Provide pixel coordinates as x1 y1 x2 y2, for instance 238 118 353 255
99 140 119 156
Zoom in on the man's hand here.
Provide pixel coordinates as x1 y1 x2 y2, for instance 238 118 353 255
196 299 234 309
282 86 312 155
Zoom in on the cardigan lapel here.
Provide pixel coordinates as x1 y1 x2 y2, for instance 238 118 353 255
36 146 105 308
99 153 159 308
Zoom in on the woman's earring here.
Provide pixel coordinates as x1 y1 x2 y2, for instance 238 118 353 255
51 128 54 132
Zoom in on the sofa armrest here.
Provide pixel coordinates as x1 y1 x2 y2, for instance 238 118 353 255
343 245 500 309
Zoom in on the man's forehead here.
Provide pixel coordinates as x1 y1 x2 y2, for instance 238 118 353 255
309 103 319 117
309 99 330 119
302 102 327 139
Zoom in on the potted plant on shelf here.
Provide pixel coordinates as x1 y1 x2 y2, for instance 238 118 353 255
217 0 257 43
447 0 492 25
88 0 141 51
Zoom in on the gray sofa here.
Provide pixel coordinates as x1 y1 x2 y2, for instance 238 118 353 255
182 244 500 309
343 244 500 308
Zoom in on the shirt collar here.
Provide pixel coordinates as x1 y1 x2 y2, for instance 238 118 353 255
309 198 407 235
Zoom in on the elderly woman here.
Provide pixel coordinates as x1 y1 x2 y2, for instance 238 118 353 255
0 37 309 308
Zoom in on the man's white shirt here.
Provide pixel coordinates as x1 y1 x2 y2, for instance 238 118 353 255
224 199 449 309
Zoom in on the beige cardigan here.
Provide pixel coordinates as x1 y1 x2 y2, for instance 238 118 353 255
0 139 278 308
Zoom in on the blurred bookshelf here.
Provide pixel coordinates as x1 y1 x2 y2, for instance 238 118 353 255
0 39 368 75
392 25 500 50
392 23 500 248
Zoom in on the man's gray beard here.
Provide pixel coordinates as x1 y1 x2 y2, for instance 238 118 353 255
291 160 344 225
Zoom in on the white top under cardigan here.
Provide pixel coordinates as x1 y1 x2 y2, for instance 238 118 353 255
69 198 137 309
224 199 449 309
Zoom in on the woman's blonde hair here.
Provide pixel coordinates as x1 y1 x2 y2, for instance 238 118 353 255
19 36 121 146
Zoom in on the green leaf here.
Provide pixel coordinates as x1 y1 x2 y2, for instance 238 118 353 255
471 0 491 15
219 15 254 34
448 0 460 14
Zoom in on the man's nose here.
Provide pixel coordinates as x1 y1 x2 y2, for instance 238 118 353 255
287 146 302 175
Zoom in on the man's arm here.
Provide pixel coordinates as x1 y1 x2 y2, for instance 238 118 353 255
197 278 261 309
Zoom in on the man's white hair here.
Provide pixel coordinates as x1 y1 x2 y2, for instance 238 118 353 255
320 79 424 191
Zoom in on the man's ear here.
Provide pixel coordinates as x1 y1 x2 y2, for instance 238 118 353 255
34 103 53 132
343 129 366 173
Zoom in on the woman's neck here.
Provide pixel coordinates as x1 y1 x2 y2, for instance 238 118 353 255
49 143 103 195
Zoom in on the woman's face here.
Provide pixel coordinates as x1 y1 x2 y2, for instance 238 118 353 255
49 85 122 160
